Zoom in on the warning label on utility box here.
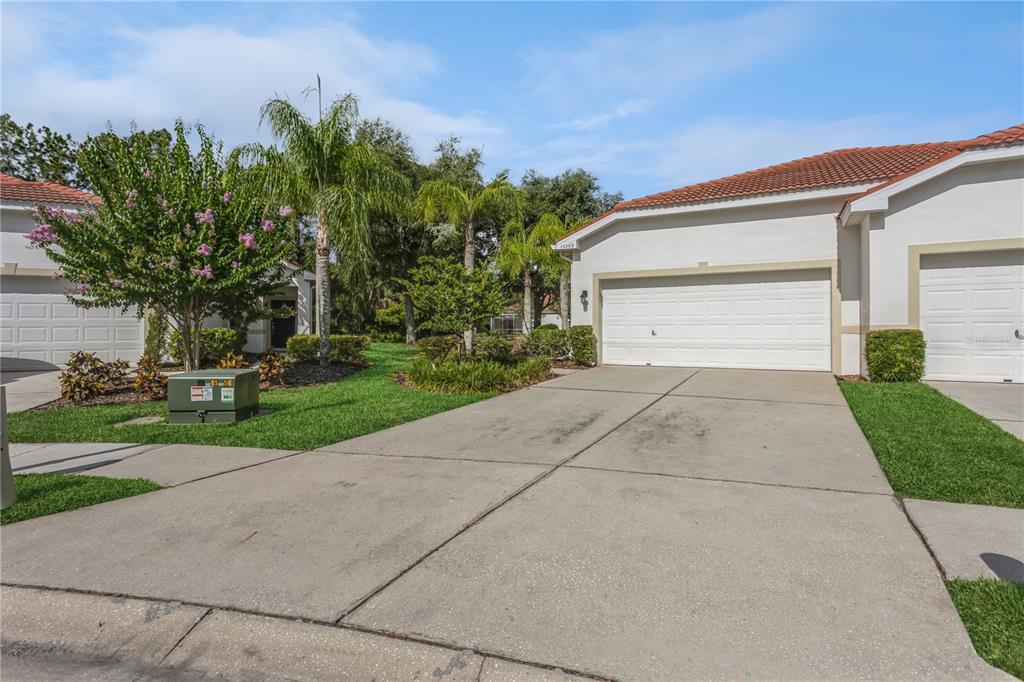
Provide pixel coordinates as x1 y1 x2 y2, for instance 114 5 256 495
221 387 235 403
191 385 212 402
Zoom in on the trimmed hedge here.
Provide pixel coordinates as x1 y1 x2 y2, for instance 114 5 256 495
168 327 241 366
285 334 370 364
567 325 596 365
417 335 459 363
408 357 551 394
865 329 926 382
474 333 514 364
523 327 569 358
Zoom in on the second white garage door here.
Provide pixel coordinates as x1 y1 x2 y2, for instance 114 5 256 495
0 275 144 371
600 270 831 370
919 250 1023 383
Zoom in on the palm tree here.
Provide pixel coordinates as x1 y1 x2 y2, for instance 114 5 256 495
496 213 564 335
417 176 521 349
259 80 408 365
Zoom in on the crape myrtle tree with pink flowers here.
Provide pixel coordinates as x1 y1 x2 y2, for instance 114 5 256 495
28 120 295 371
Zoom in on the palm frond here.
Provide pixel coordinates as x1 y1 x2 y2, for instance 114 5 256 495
416 179 470 226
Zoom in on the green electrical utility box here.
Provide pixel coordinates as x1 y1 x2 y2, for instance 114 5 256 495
167 368 260 424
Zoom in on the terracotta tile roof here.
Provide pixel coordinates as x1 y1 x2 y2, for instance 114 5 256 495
0 173 99 206
560 124 1023 242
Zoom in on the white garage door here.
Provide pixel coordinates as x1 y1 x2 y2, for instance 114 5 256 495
920 250 1023 383
601 270 831 370
0 276 144 371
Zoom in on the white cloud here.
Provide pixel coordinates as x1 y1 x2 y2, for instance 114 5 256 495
546 99 652 131
1 14 503 160
527 5 819 110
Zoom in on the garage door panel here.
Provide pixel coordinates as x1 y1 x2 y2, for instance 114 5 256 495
1 279 144 370
920 251 1022 382
601 270 831 371
52 326 81 342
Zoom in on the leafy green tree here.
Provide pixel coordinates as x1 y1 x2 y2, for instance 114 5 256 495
29 121 291 370
258 80 409 365
519 169 621 328
496 214 564 335
405 256 506 361
417 159 521 351
0 114 86 188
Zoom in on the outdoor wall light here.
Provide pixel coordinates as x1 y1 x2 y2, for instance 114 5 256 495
580 289 589 312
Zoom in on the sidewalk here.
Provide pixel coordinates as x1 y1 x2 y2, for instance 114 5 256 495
905 498 1024 583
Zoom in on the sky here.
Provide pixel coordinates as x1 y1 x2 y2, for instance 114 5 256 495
2 2 1021 200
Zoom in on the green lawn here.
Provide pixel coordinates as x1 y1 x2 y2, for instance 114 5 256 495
1 473 162 525
8 344 492 451
946 579 1024 680
839 381 1024 508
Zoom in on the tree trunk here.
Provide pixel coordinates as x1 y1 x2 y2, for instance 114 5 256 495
191 315 202 371
403 292 416 345
180 313 194 372
315 217 332 367
523 269 534 336
559 268 570 330
462 219 475 352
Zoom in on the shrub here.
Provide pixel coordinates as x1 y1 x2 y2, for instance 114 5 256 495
132 355 167 399
216 352 249 369
59 352 128 402
258 348 287 385
506 357 552 387
168 327 241 366
371 330 403 343
523 327 569 358
407 356 552 394
409 358 508 393
416 335 459 364
534 323 559 331
567 325 596 365
865 329 926 382
474 333 514 364
285 334 318 361
285 334 370 364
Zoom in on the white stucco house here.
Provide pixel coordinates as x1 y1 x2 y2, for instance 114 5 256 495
556 124 1024 383
0 173 314 371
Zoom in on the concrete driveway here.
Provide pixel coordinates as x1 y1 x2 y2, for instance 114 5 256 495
1 367 1007 680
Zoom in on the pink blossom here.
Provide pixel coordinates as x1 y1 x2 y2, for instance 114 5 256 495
197 243 213 256
195 208 215 226
110 279 124 288
261 219 274 231
125 189 139 209
221 191 232 204
238 232 257 249
183 225 194 237
157 195 168 208
190 264 214 280
143 170 154 180
26 223 57 245
70 283 89 293
231 261 241 270
278 205 293 218
167 256 179 269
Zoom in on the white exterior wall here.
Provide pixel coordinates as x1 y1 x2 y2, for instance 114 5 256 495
865 158 1024 326
569 197 866 373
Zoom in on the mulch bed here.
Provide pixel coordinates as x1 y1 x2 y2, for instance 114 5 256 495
35 383 158 410
33 360 367 410
269 361 365 390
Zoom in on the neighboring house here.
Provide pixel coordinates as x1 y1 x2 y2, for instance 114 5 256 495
556 125 1024 383
489 304 563 335
0 173 314 370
